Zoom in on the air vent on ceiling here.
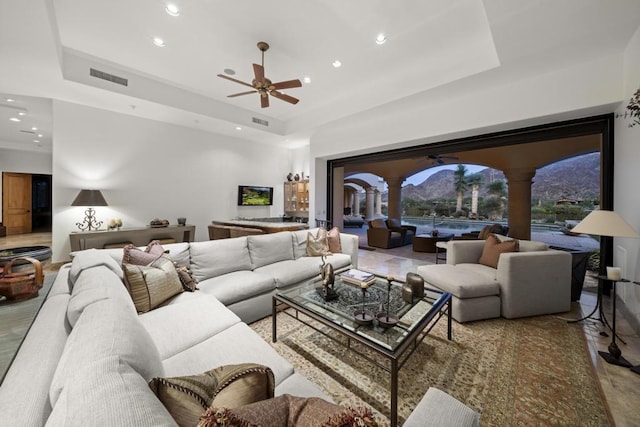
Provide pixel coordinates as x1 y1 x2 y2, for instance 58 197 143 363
252 117 269 127
89 68 128 86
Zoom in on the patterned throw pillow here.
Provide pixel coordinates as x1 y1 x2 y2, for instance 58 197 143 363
327 226 342 254
123 240 166 265
478 234 519 268
306 229 331 257
149 364 275 427
198 394 378 427
176 265 198 292
122 255 183 313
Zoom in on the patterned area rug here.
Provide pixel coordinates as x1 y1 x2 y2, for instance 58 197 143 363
251 313 612 426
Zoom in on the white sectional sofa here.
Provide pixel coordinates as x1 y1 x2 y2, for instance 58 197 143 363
0 228 480 426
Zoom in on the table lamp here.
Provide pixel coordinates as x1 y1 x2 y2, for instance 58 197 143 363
570 209 639 367
71 189 108 231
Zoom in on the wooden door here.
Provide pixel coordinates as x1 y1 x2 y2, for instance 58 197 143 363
2 172 32 235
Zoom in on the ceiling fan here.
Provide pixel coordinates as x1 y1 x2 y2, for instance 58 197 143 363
419 154 460 165
217 41 302 108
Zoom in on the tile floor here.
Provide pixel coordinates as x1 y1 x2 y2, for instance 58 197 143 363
1 230 639 425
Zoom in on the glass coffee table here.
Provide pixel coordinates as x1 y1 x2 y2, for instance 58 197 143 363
272 271 452 427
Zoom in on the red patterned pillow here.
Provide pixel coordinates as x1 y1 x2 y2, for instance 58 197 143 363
123 240 166 265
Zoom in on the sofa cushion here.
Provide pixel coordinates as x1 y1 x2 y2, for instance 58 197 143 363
47 355 176 427
478 234 519 268
292 228 318 259
247 232 295 269
67 265 135 327
306 229 331 256
417 264 499 299
196 270 275 306
50 297 164 406
200 394 377 427
149 363 274 427
68 248 124 286
176 265 198 291
404 387 480 427
138 295 241 360
123 255 184 313
162 323 294 386
327 226 342 254
190 238 252 282
493 234 548 252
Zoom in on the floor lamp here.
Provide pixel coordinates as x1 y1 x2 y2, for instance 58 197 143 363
571 209 639 367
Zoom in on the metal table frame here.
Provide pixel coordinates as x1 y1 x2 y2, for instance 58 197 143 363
272 283 452 427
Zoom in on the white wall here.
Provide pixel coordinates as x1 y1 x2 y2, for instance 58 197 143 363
0 147 52 220
615 24 640 327
51 100 290 262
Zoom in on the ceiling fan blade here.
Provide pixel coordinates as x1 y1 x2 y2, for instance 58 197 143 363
227 90 257 98
270 79 302 90
253 64 265 84
270 90 299 105
217 74 254 88
261 93 269 108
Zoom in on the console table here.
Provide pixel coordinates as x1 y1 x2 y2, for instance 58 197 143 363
69 225 196 251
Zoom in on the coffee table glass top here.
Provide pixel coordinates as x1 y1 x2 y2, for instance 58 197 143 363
276 273 448 352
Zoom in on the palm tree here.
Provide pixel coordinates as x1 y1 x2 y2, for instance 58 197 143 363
485 180 507 219
467 173 483 218
453 164 468 212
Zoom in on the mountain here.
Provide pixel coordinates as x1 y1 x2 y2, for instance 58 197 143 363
400 153 600 203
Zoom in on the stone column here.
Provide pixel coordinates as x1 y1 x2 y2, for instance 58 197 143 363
385 176 405 220
375 190 382 217
365 187 376 220
503 168 536 240
353 191 361 216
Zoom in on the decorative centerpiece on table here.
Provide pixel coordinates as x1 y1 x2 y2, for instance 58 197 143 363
340 269 376 325
376 275 399 328
108 218 123 230
318 255 338 301
149 218 170 228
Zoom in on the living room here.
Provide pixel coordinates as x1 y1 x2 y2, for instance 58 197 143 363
2 1 640 426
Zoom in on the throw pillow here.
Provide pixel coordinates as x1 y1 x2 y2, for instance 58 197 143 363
386 218 401 229
327 226 342 254
123 240 166 265
198 394 378 427
478 234 519 268
122 255 184 313
176 265 198 292
149 363 274 427
306 229 331 257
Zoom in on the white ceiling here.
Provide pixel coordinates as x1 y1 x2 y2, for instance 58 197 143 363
1 0 640 152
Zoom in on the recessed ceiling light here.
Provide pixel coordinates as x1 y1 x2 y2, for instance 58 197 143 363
303 76 311 84
37 133 43 138
224 68 236 76
153 37 166 47
31 126 38 131
17 111 26 116
9 117 20 122
332 60 342 68
6 98 15 102
235 126 242 131
375 33 387 45
165 3 180 16
33 139 40 143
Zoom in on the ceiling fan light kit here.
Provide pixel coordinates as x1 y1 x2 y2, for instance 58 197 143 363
218 41 302 108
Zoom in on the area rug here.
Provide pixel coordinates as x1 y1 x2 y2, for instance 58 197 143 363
251 313 612 426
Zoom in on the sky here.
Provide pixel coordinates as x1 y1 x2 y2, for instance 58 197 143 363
403 164 486 187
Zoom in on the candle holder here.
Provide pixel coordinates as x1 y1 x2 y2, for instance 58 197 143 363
377 275 398 328
353 283 373 325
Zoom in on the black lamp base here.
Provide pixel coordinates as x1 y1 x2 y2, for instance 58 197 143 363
598 351 632 368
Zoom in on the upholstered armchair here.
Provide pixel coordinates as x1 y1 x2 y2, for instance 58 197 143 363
366 219 405 249
385 218 416 245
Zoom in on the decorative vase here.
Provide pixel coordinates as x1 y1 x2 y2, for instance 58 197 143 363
294 173 300 181
406 273 424 299
287 172 293 182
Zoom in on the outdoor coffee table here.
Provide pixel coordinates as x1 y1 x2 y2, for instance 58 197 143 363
272 272 452 427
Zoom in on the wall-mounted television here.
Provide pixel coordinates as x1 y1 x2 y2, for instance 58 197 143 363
237 185 274 206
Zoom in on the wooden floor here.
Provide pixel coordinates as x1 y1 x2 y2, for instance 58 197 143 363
1 231 639 426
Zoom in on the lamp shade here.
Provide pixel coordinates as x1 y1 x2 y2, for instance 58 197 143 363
570 210 639 238
71 189 108 207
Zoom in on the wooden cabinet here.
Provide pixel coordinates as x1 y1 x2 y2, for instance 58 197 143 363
284 180 309 217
